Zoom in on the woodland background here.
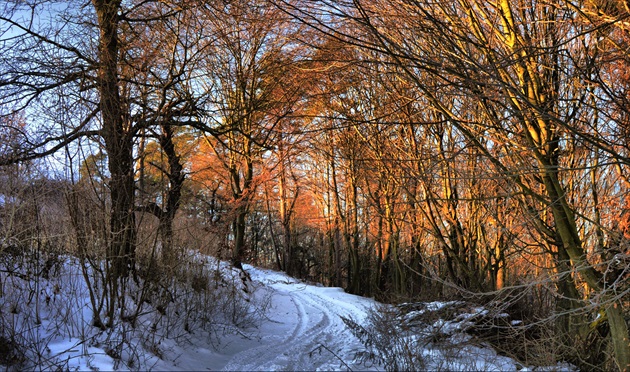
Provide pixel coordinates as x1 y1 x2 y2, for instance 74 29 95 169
1 0 630 370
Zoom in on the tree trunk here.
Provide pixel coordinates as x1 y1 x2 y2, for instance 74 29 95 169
347 173 361 294
93 0 133 272
544 168 630 371
278 158 294 276
92 0 136 325
159 124 184 263
232 209 247 269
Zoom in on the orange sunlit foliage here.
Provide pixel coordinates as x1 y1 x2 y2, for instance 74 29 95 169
188 137 228 195
291 190 324 230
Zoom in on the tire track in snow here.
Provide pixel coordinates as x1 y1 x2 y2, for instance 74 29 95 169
221 290 308 371
290 287 372 368
221 275 372 371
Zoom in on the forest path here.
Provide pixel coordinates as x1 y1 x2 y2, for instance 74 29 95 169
220 266 376 371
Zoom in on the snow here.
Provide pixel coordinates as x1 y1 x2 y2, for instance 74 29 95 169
214 265 374 371
1 255 575 371
146 265 375 371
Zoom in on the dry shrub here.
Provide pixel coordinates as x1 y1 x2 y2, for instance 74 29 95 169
468 284 618 371
131 250 268 342
342 304 427 371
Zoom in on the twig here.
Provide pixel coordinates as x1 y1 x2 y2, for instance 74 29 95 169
310 343 353 371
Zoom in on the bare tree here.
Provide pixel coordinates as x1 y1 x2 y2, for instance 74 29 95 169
0 0 201 325
274 0 629 368
196 0 305 268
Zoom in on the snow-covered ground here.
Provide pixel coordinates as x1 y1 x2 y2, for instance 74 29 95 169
140 264 376 371
1 255 574 371
207 265 375 371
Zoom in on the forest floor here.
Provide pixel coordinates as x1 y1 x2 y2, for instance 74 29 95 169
1 255 575 371
158 265 376 371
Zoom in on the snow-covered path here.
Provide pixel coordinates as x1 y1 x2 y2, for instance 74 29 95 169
218 266 375 371
9 257 571 371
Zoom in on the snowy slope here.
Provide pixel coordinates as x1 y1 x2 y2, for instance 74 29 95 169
1 255 574 371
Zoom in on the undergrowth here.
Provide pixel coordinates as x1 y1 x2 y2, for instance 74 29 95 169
0 242 270 370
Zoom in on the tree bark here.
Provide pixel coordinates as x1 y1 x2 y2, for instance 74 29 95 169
92 0 137 325
92 0 136 276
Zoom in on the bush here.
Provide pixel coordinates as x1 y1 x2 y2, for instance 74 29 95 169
342 304 427 371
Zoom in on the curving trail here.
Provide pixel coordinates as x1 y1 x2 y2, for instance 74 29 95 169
221 266 376 371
